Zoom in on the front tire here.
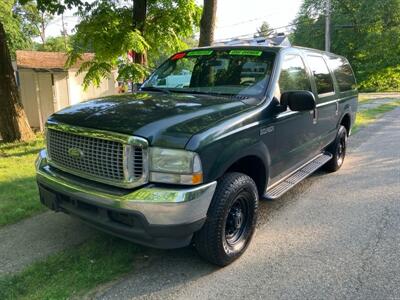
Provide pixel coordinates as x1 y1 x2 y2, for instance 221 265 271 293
324 125 347 172
194 172 258 266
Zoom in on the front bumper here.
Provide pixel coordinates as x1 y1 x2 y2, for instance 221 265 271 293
36 150 217 249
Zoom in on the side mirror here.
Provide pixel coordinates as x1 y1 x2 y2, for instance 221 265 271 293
281 91 316 112
272 96 287 114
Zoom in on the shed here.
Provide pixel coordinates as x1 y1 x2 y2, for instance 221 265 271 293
15 50 118 131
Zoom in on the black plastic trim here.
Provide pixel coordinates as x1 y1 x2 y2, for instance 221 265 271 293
38 182 205 249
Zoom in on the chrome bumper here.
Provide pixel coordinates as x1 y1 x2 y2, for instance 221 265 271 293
36 149 217 226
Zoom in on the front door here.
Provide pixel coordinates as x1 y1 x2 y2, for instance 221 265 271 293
305 54 338 150
268 53 320 183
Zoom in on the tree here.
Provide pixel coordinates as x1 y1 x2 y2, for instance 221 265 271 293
14 0 54 45
291 0 400 91
0 22 35 142
199 0 217 47
64 0 201 87
23 0 200 87
34 35 71 52
150 36 198 68
255 21 275 38
132 0 147 66
0 0 36 142
0 0 33 57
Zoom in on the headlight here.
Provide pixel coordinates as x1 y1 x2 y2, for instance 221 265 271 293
149 147 203 185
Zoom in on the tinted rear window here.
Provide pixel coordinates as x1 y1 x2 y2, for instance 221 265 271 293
307 55 335 95
328 57 357 92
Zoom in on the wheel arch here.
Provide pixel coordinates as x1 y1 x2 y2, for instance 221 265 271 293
339 113 352 136
214 144 270 196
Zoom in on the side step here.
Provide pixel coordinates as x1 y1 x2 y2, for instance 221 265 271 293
264 152 333 200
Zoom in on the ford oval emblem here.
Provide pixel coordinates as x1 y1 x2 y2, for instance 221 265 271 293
68 148 84 159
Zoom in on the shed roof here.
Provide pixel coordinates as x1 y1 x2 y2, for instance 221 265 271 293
16 51 94 70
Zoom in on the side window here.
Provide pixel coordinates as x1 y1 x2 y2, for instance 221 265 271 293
278 54 311 94
307 55 335 95
328 56 357 92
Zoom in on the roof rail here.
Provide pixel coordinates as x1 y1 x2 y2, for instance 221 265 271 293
213 34 291 47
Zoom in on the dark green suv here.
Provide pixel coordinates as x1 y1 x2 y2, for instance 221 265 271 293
36 46 358 266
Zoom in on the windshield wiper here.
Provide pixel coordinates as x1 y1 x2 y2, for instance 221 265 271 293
190 91 250 98
140 86 172 95
173 90 234 97
177 90 261 103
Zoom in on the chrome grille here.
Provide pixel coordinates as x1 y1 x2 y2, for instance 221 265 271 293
46 128 146 187
133 147 144 178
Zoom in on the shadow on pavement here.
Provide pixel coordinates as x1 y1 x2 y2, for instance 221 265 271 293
91 171 325 299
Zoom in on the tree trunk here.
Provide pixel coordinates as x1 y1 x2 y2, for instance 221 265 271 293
132 0 147 66
0 22 35 142
40 12 46 45
199 0 218 47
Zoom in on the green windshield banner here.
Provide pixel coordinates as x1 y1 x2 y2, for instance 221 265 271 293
186 50 214 56
229 50 263 56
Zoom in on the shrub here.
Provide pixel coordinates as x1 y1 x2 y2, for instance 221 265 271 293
358 66 400 92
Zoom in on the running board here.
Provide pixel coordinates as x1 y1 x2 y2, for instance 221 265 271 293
264 153 333 200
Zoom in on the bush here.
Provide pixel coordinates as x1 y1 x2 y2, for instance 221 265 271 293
358 66 400 92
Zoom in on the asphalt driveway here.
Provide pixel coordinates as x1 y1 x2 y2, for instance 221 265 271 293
93 108 400 299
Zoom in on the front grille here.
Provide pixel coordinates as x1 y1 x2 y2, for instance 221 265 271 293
46 128 146 187
133 147 144 179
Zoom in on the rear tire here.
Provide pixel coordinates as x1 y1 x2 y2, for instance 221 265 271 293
324 125 347 172
194 172 258 266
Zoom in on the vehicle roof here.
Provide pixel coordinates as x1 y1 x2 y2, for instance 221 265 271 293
186 45 283 54
185 45 344 59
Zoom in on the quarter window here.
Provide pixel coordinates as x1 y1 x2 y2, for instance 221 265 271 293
307 55 335 95
328 57 357 92
278 55 311 93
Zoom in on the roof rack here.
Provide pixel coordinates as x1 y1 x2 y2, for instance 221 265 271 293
213 33 291 47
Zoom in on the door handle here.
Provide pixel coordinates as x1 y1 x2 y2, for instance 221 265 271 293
311 108 318 124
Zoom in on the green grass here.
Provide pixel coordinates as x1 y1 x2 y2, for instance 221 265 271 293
0 137 140 300
353 100 400 133
0 137 47 227
0 235 139 300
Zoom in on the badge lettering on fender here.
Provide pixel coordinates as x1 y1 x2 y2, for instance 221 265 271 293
260 126 274 136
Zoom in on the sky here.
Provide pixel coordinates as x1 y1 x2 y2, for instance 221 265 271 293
45 0 303 42
212 0 303 40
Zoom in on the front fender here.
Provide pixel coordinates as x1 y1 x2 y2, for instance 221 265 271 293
208 140 271 183
186 118 271 186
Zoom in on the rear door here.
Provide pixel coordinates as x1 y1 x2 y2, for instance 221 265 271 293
269 53 320 182
327 55 358 132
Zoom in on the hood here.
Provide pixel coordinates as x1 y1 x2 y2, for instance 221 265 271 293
48 92 253 148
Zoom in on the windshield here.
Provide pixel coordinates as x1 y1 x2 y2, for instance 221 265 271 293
142 49 275 98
